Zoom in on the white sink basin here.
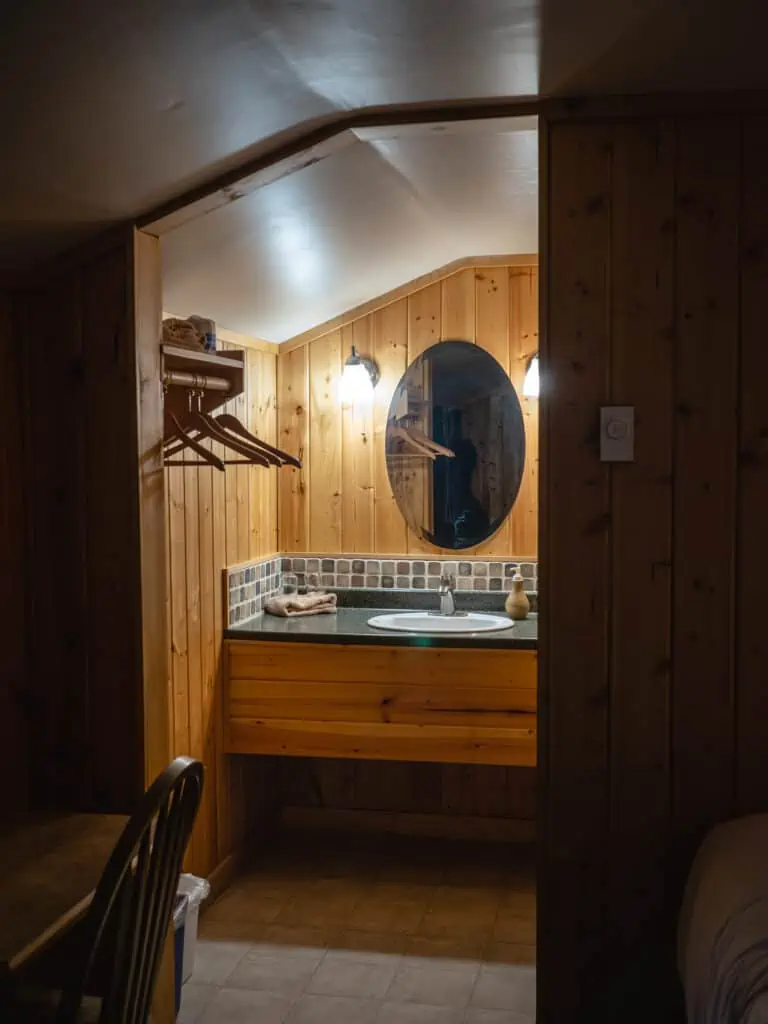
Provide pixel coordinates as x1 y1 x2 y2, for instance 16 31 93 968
367 612 512 634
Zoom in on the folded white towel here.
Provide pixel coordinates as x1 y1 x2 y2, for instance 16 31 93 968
264 592 338 617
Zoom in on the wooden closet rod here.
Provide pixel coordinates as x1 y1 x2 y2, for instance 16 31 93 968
163 370 231 392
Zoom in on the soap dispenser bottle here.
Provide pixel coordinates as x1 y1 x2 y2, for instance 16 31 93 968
505 566 530 620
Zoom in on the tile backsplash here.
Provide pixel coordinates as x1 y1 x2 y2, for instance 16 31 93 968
281 554 537 595
226 556 282 627
227 553 537 627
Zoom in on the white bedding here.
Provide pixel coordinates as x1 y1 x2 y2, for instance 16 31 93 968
678 814 768 1023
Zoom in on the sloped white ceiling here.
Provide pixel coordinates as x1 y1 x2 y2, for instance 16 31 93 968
3 0 768 269
160 125 538 341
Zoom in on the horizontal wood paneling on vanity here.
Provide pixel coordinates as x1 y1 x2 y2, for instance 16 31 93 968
225 641 537 767
277 261 539 558
540 107 768 1020
165 340 279 875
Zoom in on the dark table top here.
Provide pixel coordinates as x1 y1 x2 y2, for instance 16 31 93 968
0 813 127 973
226 606 538 650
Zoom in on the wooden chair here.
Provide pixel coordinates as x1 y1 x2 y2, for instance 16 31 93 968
10 757 204 1023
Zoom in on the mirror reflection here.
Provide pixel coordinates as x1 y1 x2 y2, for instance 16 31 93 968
386 341 525 549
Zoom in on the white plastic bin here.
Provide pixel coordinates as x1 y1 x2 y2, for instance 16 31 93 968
177 873 211 983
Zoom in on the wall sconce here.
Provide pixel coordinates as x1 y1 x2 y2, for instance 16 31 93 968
339 346 380 405
522 353 539 398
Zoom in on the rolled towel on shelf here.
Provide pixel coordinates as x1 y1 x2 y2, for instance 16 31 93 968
264 592 338 617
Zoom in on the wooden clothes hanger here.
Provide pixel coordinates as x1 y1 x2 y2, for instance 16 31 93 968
407 427 456 458
165 391 272 467
215 413 302 469
163 411 225 471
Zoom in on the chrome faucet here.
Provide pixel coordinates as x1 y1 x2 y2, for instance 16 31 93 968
439 574 456 616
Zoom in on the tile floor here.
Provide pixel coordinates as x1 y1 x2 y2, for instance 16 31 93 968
181 831 536 1024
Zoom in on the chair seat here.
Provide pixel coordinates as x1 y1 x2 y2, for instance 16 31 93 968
7 987 102 1023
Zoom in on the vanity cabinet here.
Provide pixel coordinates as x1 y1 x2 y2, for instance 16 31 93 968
224 641 536 767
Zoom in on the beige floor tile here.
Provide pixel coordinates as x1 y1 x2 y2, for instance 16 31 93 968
198 918 275 944
193 940 250 985
403 936 486 963
275 895 359 929
470 964 536 1014
256 924 336 952
227 952 323 996
198 987 294 1024
205 892 286 925
307 951 399 999
498 889 536 914
331 929 408 957
178 982 218 1024
378 1002 464 1024
418 904 498 941
347 896 428 935
286 993 380 1024
385 962 479 1007
483 941 536 966
492 909 536 944
465 1009 534 1024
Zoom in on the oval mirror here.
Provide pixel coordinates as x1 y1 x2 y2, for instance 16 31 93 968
385 341 525 550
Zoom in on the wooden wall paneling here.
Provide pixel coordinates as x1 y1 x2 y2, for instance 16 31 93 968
211 423 232 866
542 121 612 1017
504 766 536 820
0 292 27 815
168 464 190 764
278 344 309 551
223 389 239 567
184 439 204 868
372 299 409 553
509 268 539 557
737 115 768 815
247 353 263 558
276 264 538 558
406 282 441 553
475 267 510 367
440 268 476 341
133 230 170 786
22 279 90 808
196 441 217 872
672 118 740 864
473 267 511 557
261 351 279 555
233 353 251 563
341 321 375 552
440 765 476 816
406 280 441 360
250 350 279 558
607 121 674 962
309 331 342 552
81 245 145 810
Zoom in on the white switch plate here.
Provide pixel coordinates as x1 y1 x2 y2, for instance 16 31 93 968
600 406 635 462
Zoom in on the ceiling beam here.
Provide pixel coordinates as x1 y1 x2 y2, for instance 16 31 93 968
139 97 539 237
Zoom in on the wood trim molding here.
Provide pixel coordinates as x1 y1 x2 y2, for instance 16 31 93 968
279 254 539 353
135 230 171 784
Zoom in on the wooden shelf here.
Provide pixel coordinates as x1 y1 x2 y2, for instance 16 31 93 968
162 344 245 417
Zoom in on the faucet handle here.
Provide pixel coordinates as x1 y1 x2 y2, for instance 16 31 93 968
440 573 456 590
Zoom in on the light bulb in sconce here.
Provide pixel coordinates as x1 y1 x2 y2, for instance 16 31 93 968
339 346 379 405
522 353 539 398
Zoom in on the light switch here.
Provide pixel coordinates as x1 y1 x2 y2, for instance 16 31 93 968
600 406 634 462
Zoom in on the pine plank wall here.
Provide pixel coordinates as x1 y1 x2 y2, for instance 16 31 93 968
539 110 768 1021
277 261 539 558
165 337 280 876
